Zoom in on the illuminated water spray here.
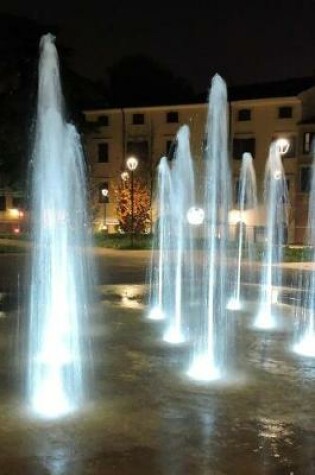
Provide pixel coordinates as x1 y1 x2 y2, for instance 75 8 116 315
149 157 172 321
188 75 232 380
254 140 289 330
227 153 258 311
27 34 92 418
294 148 315 356
163 125 195 343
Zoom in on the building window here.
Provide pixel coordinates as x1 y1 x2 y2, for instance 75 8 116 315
234 179 240 204
166 111 179 123
0 196 6 211
232 138 256 160
238 109 251 121
97 115 109 126
278 106 292 119
132 113 145 125
12 197 24 209
234 178 252 207
166 140 177 161
99 182 109 203
303 132 315 154
283 137 296 158
254 226 266 243
127 140 149 162
300 166 312 193
98 143 109 163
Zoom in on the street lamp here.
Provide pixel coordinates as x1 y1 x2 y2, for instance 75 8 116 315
276 137 290 156
186 206 205 225
126 156 138 246
101 186 109 232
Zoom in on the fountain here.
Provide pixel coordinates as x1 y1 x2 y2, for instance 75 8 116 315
294 153 315 356
0 39 310 471
27 34 93 418
187 74 232 380
227 152 258 311
149 157 172 321
254 140 289 330
149 126 196 344
162 125 195 344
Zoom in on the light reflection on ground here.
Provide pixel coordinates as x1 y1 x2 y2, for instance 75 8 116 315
0 284 313 474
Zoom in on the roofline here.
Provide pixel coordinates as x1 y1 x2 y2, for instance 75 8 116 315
83 103 208 114
230 96 300 106
84 96 302 114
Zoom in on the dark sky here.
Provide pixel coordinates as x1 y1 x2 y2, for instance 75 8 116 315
1 0 315 93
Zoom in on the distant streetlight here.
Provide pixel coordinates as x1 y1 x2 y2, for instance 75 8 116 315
186 207 205 225
276 138 290 156
101 186 109 232
121 171 129 181
126 156 139 246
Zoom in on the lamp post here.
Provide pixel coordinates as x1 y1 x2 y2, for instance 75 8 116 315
126 156 138 247
101 186 109 232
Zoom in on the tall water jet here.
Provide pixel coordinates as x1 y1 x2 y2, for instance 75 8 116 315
227 153 258 310
294 149 315 356
254 140 289 330
27 34 93 418
163 125 195 344
188 74 232 380
149 157 172 321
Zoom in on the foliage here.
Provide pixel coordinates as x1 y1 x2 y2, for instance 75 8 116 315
282 246 313 262
114 178 151 233
0 14 106 190
93 233 152 249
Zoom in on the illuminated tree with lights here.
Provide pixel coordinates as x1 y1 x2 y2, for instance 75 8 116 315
115 178 151 233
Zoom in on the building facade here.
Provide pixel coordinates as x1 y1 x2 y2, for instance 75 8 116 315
84 78 315 243
0 189 26 234
84 104 207 233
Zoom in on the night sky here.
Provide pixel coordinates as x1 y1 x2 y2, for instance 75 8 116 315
1 0 315 93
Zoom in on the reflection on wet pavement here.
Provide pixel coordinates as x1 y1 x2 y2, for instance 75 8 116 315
0 284 313 474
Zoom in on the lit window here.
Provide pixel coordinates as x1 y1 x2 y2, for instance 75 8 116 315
303 132 315 154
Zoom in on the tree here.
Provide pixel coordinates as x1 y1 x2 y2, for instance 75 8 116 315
115 178 151 233
0 14 107 190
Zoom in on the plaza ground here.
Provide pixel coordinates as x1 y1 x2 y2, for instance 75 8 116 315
0 246 313 473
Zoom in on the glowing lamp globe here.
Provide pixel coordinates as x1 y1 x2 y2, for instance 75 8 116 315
187 207 205 225
276 138 290 156
121 171 129 181
126 156 138 171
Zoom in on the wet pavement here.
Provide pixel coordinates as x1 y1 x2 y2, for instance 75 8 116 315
0 252 313 473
